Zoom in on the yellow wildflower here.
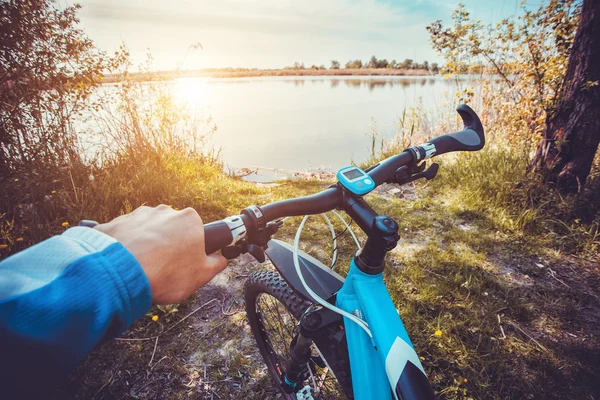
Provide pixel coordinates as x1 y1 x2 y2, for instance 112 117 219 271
152 315 159 321
434 330 443 337
0 244 7 249
419 356 425 361
61 221 69 228
464 378 468 383
51 190 56 194
16 238 23 242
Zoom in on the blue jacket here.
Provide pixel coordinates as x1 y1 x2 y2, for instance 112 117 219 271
0 227 152 396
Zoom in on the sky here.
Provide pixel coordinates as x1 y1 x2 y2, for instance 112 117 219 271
63 0 525 71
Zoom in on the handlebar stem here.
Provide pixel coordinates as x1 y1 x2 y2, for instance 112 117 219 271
355 215 400 274
341 191 379 235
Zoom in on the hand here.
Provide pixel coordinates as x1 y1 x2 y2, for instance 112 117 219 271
95 205 228 304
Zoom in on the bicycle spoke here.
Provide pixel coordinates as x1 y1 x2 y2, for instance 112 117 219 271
255 292 346 399
257 295 293 369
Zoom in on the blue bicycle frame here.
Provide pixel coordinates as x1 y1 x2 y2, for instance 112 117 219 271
211 104 484 398
336 259 428 399
264 237 434 399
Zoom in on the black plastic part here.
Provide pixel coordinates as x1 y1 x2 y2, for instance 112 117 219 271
241 206 265 234
423 163 439 180
387 162 425 185
367 150 415 186
252 220 283 247
299 306 344 338
248 244 266 263
392 163 439 186
341 194 379 236
222 245 243 259
424 104 485 157
355 215 400 274
204 220 234 254
264 239 344 303
395 361 436 400
261 187 342 222
284 333 313 391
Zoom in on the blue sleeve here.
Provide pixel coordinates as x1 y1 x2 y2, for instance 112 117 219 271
0 227 152 395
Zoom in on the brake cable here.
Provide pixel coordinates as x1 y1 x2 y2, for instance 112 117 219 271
292 212 372 338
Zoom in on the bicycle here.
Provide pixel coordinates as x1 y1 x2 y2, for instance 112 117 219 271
202 104 485 400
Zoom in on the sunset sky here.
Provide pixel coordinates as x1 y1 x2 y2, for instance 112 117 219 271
70 0 526 71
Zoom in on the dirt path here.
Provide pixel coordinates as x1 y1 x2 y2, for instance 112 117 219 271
56 255 285 399
55 184 600 399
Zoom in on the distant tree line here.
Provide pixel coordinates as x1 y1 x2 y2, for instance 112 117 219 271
286 56 439 72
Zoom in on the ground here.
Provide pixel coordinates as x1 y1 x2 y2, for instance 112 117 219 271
56 254 282 400
54 182 600 400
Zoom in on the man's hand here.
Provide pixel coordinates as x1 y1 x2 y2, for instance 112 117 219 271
95 205 227 304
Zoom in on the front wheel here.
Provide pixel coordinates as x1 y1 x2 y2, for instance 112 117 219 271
244 270 353 399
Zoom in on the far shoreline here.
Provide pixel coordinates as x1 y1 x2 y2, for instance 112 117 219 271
101 68 436 84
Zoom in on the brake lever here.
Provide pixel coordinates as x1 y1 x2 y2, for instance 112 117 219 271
247 244 266 263
222 241 267 263
393 163 439 186
387 163 425 184
222 245 244 260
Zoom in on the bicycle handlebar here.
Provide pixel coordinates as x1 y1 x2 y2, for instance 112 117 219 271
204 220 239 255
427 104 485 156
203 104 484 255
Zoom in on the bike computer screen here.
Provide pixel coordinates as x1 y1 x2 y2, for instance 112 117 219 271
336 166 375 195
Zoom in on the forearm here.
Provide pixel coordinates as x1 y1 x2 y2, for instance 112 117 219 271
0 227 152 393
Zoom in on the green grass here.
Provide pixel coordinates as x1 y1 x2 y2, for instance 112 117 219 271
366 148 600 399
0 149 326 258
3 145 599 399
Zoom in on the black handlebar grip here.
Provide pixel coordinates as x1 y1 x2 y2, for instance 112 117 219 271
426 104 485 157
204 220 234 255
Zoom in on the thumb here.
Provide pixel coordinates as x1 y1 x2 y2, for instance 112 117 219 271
205 253 228 277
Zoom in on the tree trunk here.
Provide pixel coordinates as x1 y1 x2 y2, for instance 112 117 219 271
531 0 600 193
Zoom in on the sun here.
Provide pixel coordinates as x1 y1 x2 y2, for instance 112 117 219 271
172 78 213 110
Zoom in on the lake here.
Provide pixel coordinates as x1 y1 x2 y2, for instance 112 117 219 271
125 76 464 180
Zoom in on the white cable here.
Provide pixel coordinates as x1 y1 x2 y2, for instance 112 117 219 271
331 210 361 249
320 213 337 268
321 211 360 270
282 216 338 267
293 214 372 338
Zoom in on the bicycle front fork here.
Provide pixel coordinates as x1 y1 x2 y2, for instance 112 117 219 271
281 305 342 394
282 333 313 394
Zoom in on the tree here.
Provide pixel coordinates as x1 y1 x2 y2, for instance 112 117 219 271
531 0 600 192
427 1 589 191
388 59 398 69
400 58 413 69
345 59 363 69
366 55 378 68
431 62 439 73
0 0 115 170
330 60 340 69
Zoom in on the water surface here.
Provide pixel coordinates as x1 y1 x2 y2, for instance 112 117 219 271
168 76 459 177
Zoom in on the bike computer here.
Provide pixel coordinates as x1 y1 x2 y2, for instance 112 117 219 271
336 166 375 195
